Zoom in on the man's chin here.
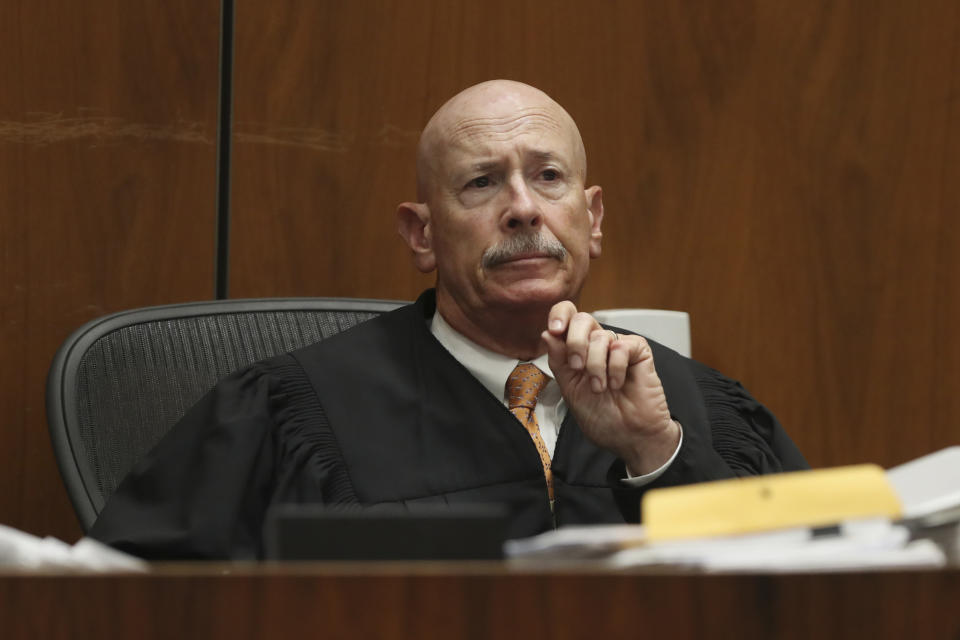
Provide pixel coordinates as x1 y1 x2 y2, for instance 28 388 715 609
482 278 577 310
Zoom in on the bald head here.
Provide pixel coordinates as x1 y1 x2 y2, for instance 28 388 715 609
395 79 605 354
416 80 587 201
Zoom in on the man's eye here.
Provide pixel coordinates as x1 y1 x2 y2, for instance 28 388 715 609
467 176 490 189
542 169 559 181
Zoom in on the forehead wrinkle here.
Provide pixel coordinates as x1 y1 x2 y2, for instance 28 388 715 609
445 108 564 146
416 81 589 199
467 150 557 168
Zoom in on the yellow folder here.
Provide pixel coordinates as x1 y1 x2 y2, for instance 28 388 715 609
642 464 903 542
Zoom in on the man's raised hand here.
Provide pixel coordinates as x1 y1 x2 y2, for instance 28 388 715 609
541 301 681 475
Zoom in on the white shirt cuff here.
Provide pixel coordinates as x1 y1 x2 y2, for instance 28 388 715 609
620 421 684 487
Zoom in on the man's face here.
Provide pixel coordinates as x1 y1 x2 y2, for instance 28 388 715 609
419 93 603 315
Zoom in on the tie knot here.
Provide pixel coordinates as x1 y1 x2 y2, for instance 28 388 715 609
506 363 549 410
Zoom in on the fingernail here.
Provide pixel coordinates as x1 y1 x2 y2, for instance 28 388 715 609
551 319 563 331
591 377 603 393
569 354 583 369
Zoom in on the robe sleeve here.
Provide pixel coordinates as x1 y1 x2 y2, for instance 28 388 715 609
89 354 355 560
692 363 808 475
609 361 809 520
663 361 808 482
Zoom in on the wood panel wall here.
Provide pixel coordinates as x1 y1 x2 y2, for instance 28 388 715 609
2 0 958 539
0 1 221 539
229 0 960 471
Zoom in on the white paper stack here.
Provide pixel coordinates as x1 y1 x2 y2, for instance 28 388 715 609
0 524 148 572
887 446 960 522
887 446 960 563
607 519 944 572
505 447 960 571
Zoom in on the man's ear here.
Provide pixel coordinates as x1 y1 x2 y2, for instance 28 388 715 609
585 185 604 259
396 202 437 273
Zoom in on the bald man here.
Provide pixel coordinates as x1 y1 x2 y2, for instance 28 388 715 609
91 81 807 559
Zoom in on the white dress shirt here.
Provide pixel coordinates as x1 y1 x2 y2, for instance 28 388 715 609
429 311 681 486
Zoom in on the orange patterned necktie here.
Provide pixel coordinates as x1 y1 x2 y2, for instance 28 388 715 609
506 363 554 501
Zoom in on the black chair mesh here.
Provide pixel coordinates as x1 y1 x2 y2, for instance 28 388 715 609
73 309 382 514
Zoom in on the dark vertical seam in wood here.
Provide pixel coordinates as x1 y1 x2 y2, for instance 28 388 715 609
214 0 235 299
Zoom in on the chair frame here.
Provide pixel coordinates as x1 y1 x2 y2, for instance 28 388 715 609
46 297 406 531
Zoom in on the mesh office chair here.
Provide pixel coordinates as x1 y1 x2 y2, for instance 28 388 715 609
46 297 406 532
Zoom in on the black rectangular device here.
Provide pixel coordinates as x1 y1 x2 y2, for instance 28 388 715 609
264 504 509 561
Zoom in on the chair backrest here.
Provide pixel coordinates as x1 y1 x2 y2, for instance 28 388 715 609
46 297 406 532
591 308 692 357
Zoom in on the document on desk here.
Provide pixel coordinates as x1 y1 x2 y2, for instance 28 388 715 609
607 519 944 572
642 464 902 542
886 446 960 564
887 446 960 523
0 524 147 572
504 524 647 560
505 519 945 571
506 452 960 571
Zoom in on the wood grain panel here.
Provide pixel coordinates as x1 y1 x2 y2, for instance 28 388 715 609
230 1 960 468
0 0 221 540
2 566 960 639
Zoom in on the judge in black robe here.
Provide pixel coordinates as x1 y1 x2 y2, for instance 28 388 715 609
90 289 807 559
91 80 809 560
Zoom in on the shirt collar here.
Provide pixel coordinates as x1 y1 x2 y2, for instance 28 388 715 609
430 310 555 401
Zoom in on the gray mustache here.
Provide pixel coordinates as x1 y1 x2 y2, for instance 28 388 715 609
482 233 567 268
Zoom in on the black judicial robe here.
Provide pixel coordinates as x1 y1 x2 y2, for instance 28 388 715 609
90 290 808 560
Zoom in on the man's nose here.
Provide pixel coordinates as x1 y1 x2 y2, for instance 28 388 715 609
502 177 542 230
